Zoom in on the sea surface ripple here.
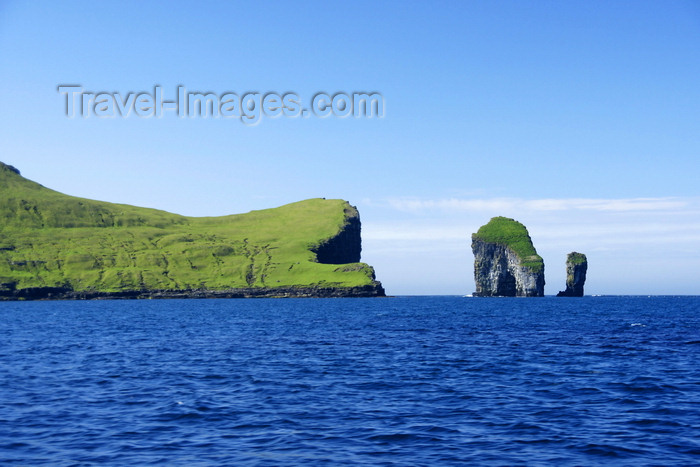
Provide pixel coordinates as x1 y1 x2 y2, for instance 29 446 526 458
1 296 699 465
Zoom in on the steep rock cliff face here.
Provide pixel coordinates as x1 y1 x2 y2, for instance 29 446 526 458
471 217 545 297
312 205 361 264
556 252 587 297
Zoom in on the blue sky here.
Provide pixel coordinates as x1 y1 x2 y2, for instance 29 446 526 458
1 0 699 295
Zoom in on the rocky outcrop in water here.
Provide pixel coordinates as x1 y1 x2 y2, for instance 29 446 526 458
471 217 545 297
556 252 588 297
472 243 545 297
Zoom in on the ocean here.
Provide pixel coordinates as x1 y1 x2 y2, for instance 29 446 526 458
1 296 699 465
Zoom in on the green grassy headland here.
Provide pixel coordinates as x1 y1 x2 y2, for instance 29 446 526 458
0 162 380 294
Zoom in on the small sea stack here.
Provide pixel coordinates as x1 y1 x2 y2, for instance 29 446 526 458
556 252 588 297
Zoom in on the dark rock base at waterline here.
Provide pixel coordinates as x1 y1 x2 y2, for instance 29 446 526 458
0 284 386 301
556 289 584 297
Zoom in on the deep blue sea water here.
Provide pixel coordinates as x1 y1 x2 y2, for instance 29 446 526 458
1 296 699 466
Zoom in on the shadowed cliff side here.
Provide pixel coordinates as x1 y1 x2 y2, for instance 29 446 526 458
312 205 361 264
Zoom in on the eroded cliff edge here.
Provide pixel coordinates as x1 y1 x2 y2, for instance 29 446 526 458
471 217 545 297
312 204 361 264
0 162 385 300
556 252 587 297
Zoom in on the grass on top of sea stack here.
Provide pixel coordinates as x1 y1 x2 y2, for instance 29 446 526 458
472 216 544 273
567 252 588 265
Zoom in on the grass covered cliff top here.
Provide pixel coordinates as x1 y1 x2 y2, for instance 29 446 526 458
567 252 587 265
472 216 544 272
0 162 379 293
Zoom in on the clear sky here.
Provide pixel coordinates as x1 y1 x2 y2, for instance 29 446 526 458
1 0 699 295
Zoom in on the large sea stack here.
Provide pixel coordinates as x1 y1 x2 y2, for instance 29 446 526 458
471 217 545 297
556 252 588 297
